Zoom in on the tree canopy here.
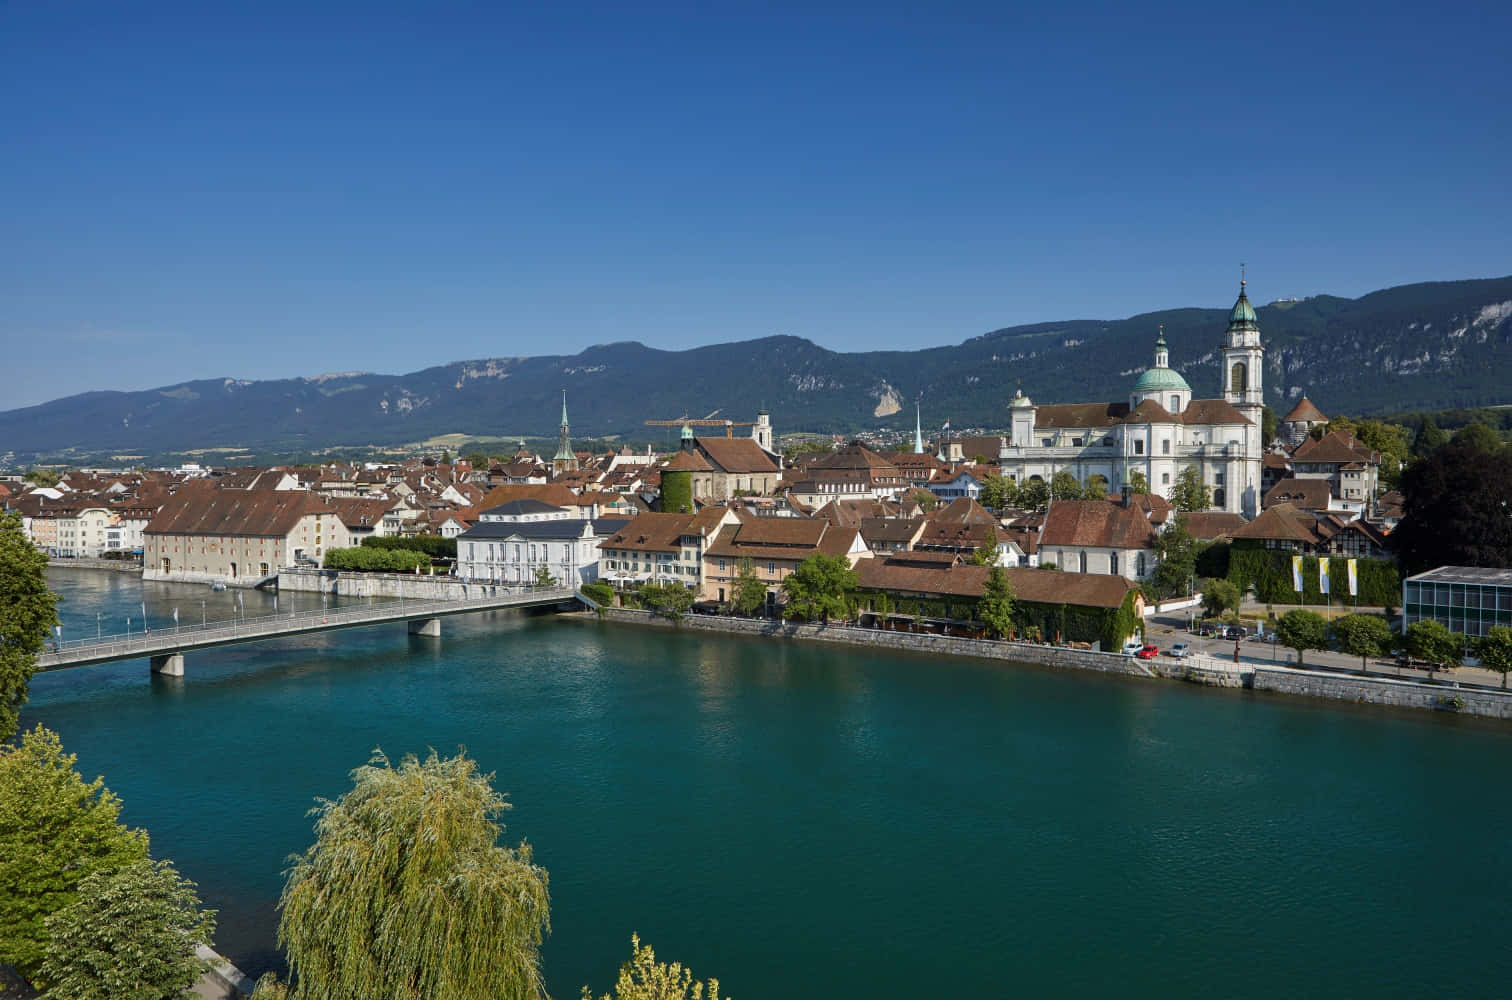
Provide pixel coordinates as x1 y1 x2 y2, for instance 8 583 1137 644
1330 614 1393 673
1199 578 1241 619
1169 466 1211 512
979 475 1018 510
1478 626 1512 689
978 566 1016 639
0 726 150 982
1048 470 1082 501
780 553 858 622
1125 471 1150 495
1148 516 1199 600
1018 479 1050 512
730 558 768 617
583 935 730 1000
276 748 551 1000
1404 619 1463 675
0 510 59 743
39 858 215 1000
1390 437 1512 574
1276 609 1328 665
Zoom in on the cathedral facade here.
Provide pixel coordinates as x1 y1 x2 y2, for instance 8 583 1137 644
997 283 1266 517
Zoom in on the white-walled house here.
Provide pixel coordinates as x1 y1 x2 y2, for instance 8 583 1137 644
455 500 627 586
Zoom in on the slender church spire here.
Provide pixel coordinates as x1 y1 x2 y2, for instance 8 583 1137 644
914 401 925 453
553 388 578 471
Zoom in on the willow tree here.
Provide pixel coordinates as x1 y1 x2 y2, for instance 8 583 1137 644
276 749 551 1000
583 935 730 1000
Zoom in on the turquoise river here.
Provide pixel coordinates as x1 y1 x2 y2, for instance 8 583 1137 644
22 570 1512 997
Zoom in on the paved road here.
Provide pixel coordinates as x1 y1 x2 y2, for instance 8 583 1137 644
1143 613 1509 691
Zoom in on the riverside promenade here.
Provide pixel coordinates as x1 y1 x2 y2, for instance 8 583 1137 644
37 585 581 675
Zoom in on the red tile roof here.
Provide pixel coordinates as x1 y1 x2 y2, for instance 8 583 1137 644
1040 500 1158 550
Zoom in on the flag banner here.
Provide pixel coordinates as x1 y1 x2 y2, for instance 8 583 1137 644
1347 559 1358 598
941 420 951 432
1319 559 1331 595
173 608 179 624
1291 555 1304 592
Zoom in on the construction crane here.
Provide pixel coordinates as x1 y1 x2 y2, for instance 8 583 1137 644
644 415 756 438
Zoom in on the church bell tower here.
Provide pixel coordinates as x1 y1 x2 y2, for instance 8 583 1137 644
1221 273 1265 517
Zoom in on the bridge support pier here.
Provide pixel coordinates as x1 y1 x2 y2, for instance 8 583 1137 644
407 617 442 638
151 653 185 676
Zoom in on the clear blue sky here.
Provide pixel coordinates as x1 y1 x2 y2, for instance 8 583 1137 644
4 1 1509 408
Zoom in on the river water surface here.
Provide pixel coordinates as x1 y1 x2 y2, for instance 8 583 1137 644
23 570 1512 997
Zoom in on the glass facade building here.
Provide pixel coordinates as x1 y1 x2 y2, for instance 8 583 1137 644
1401 566 1512 638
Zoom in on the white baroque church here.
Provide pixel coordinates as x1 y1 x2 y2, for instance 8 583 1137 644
998 282 1266 516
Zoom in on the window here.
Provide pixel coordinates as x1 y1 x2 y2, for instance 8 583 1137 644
1134 440 1144 455
1170 395 1180 412
1072 437 1083 447
1162 472 1170 485
1161 439 1170 455
719 559 726 572
1215 471 1225 486
1136 553 1147 576
1078 552 1087 573
1109 552 1119 575
768 562 776 574
1042 438 1053 447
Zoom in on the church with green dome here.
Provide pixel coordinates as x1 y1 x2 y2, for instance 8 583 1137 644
999 281 1267 523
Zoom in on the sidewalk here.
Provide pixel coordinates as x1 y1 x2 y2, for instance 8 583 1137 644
1144 613 1508 691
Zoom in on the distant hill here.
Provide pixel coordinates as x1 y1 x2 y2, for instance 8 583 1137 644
3 275 1510 462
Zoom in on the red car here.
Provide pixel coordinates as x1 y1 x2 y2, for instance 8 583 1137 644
1135 644 1160 660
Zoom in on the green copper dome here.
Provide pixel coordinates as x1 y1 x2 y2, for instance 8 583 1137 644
1228 283 1258 328
1131 366 1192 393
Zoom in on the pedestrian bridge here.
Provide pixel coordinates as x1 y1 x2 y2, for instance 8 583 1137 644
37 586 584 675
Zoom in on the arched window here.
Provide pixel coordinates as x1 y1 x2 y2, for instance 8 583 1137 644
1170 394 1180 413
1213 488 1226 508
1230 362 1247 394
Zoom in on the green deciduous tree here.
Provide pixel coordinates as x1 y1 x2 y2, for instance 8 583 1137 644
1125 471 1150 495
39 858 216 1000
1199 578 1241 619
1148 516 1199 600
640 582 695 621
1018 479 1050 512
323 547 430 573
534 565 559 587
1081 474 1109 501
969 527 999 566
1390 437 1512 573
0 510 59 744
780 553 858 622
1412 417 1450 457
1478 625 1512 689
1169 466 1211 512
1330 614 1394 673
277 749 551 1000
583 935 729 1000
1261 405 1278 447
730 558 768 617
1049 470 1082 501
979 566 1016 639
0 726 150 981
1276 609 1329 666
979 475 1019 510
1404 619 1463 677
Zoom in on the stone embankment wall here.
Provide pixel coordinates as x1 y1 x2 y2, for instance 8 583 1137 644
1252 666 1512 720
277 569 477 600
141 568 271 589
47 557 142 574
581 608 1158 678
585 608 1512 721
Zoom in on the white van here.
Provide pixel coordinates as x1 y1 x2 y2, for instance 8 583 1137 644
1121 639 1144 656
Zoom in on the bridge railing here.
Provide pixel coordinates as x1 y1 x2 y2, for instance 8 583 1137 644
45 585 579 659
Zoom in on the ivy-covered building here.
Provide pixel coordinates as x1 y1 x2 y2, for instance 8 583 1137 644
854 553 1144 650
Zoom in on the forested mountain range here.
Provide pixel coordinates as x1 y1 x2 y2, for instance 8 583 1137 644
3 275 1510 463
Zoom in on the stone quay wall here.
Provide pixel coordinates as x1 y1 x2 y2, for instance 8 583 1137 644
1252 666 1512 720
584 608 1512 721
277 568 481 600
580 608 1158 678
47 556 143 574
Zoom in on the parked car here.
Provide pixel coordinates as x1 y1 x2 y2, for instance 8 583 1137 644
1135 644 1160 660
1196 625 1218 637
1121 639 1145 656
1223 626 1247 640
1169 642 1190 659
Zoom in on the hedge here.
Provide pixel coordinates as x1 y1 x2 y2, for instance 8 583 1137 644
1224 542 1400 607
359 535 457 559
324 547 431 573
